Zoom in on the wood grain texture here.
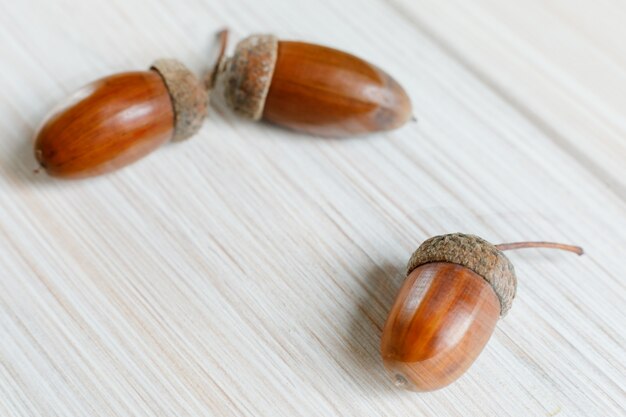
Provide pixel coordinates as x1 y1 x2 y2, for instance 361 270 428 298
35 71 174 178
381 263 500 392
263 41 412 136
0 0 624 416
387 0 626 197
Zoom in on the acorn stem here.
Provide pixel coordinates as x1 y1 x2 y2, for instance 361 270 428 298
495 242 584 256
206 28 230 90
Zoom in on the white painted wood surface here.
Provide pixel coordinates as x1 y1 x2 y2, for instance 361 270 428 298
0 0 624 415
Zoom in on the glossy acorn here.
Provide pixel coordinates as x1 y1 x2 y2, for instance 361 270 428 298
212 32 412 137
381 233 583 392
34 59 207 179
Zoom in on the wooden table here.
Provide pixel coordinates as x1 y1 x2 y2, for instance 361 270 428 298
0 0 624 415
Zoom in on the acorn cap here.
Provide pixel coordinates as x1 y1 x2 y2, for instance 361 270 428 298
213 34 278 120
407 233 517 316
151 59 208 141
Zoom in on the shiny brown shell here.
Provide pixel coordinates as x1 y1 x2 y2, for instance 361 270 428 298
263 41 412 137
35 71 174 178
381 262 500 391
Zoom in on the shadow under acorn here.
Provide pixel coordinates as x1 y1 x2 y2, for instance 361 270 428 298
338 261 406 395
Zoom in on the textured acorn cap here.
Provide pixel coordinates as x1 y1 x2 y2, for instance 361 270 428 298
407 233 517 316
151 59 208 141
213 34 278 120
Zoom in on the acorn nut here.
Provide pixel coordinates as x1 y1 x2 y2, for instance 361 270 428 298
34 59 207 179
212 32 412 137
381 233 583 391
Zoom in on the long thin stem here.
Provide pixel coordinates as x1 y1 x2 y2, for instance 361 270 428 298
495 241 584 256
205 28 230 90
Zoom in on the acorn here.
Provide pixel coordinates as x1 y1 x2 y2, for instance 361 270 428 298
211 31 412 137
34 59 207 178
381 233 583 392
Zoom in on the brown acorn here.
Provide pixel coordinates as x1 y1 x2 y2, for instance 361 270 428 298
212 32 412 137
35 59 207 179
381 233 583 392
